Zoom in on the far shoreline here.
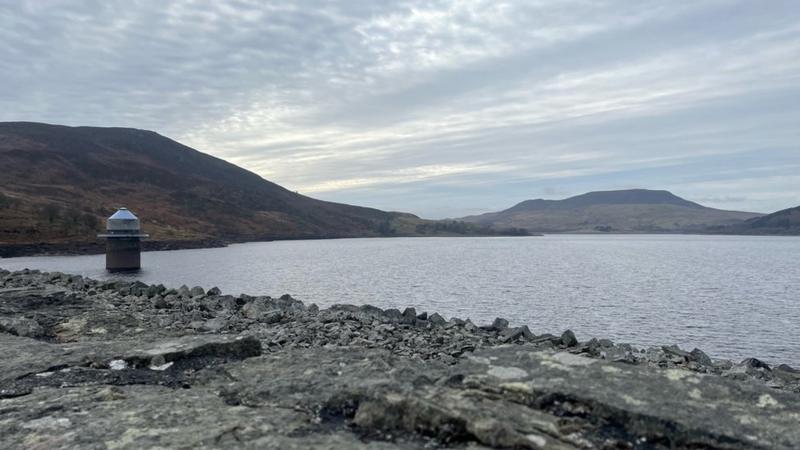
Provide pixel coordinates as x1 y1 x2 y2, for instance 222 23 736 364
2 230 798 258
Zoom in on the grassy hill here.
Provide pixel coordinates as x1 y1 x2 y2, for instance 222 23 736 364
708 205 800 235
460 189 763 233
0 122 521 255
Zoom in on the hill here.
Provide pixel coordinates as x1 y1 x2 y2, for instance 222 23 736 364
0 122 520 255
460 189 763 233
709 205 800 235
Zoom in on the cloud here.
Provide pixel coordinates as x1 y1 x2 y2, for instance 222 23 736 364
1 0 798 217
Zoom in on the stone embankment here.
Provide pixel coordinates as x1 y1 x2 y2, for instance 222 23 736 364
1 268 799 449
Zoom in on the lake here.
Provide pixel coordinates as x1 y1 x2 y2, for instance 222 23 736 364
2 235 798 365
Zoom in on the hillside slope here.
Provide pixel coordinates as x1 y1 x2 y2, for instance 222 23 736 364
460 189 762 233
711 205 800 235
0 122 512 252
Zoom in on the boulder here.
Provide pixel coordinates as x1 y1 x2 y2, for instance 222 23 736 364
560 329 578 347
207 286 221 296
489 317 509 331
500 325 533 343
0 317 45 338
689 348 713 366
428 313 446 326
189 286 205 297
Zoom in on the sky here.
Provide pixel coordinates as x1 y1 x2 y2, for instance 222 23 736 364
1 0 799 218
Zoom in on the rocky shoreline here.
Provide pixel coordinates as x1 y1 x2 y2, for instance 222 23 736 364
1 268 799 449
0 238 233 258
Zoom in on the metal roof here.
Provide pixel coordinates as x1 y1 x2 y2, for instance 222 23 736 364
108 208 138 220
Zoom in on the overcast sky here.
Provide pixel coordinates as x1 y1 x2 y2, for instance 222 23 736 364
1 1 798 217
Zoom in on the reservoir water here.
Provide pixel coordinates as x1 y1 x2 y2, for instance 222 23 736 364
2 235 798 365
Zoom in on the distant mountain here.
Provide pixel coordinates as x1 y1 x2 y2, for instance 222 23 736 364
0 122 518 255
713 205 800 235
460 189 763 233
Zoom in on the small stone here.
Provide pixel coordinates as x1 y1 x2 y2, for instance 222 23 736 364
207 286 221 296
153 296 170 309
598 338 614 348
150 354 166 367
662 345 690 359
177 285 191 298
741 358 771 371
501 326 534 343
190 286 205 297
93 387 126 402
689 348 712 366
150 361 174 371
109 359 128 370
463 319 478 332
428 313 446 326
0 317 45 338
485 317 509 331
560 329 578 347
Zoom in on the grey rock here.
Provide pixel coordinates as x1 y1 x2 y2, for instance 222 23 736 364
189 286 205 297
382 308 402 321
199 317 227 332
0 317 45 338
153 296 170 309
207 286 221 296
401 307 416 324
689 347 713 366
663 344 690 360
428 312 446 326
598 338 614 347
176 285 190 298
463 319 478 332
560 329 578 347
500 325 533 343
489 317 509 331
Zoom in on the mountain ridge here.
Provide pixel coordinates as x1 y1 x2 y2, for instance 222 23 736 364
0 122 519 255
460 189 764 233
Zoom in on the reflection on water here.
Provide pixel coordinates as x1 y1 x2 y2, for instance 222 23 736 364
2 235 799 364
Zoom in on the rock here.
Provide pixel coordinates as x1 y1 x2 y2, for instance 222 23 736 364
500 325 533 343
382 308 402 321
428 313 446 326
189 286 205 297
177 285 190 298
490 317 509 331
741 357 771 371
401 307 417 324
241 298 270 319
207 286 221 296
448 317 465 327
416 311 427 320
663 344 690 360
263 311 283 324
689 348 713 366
560 329 578 347
776 364 799 375
153 296 170 309
463 319 478 332
199 317 227 332
598 338 614 348
0 317 45 338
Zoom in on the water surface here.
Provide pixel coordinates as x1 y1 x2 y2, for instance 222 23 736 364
2 235 798 365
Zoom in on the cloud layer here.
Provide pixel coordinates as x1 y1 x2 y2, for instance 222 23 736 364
2 0 798 217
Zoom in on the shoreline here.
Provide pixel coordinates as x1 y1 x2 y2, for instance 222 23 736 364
2 230 797 258
1 268 799 448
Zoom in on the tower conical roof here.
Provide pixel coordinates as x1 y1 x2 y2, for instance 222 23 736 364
108 207 138 220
